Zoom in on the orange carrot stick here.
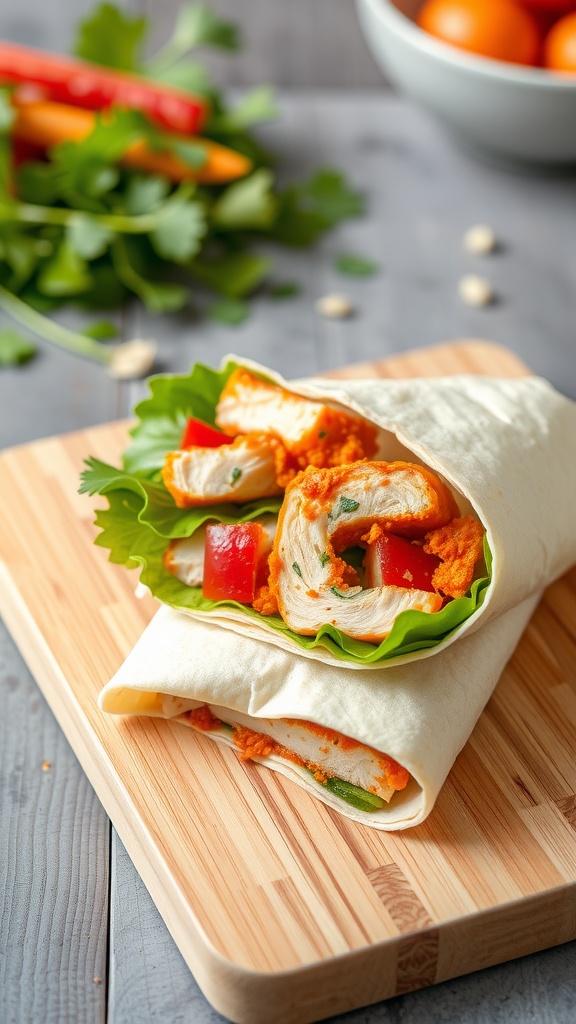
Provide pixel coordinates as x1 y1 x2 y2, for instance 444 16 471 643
11 100 252 185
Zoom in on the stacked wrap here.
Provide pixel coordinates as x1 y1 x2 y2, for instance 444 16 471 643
99 360 576 829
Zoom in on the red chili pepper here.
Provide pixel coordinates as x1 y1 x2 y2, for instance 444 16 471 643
202 523 268 604
0 42 208 135
180 417 234 449
364 533 440 592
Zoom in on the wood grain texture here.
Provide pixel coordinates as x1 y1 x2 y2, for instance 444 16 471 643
1 340 575 1024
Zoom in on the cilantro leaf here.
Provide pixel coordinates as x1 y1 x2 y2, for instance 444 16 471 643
268 281 300 299
149 192 206 264
74 2 147 70
270 169 364 248
67 215 114 260
111 238 189 313
212 87 279 131
82 320 118 341
0 328 37 366
123 175 171 216
211 169 277 230
37 240 93 297
189 250 271 298
164 4 239 53
149 61 213 96
207 297 249 325
335 254 379 276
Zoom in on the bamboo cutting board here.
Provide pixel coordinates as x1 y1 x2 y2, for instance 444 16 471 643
1 340 575 1024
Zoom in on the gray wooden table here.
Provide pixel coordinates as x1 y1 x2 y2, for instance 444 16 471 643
2 3 576 1023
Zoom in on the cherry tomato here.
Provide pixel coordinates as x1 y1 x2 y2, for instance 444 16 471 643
417 0 541 65
364 533 440 593
202 522 268 603
543 11 576 69
180 417 233 449
520 0 576 10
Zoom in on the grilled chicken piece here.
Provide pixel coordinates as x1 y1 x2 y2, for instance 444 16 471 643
182 703 409 802
164 515 278 587
162 433 284 508
215 368 379 469
268 461 458 642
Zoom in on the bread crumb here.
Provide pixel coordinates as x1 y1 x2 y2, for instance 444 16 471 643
463 224 497 255
458 274 493 307
41 760 51 772
93 977 102 985
315 294 353 319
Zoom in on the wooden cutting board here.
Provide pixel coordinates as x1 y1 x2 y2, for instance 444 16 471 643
1 339 575 1024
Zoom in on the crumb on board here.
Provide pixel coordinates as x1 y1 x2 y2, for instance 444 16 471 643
315 294 354 319
463 224 498 255
458 274 494 308
41 760 51 772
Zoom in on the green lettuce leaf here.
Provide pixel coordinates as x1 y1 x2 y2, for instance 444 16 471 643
82 359 492 667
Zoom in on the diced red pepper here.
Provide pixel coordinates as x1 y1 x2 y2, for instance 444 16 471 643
180 417 234 450
0 42 208 135
364 533 440 592
202 523 267 603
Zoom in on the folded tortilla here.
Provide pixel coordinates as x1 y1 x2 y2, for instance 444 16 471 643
100 594 539 830
175 361 576 668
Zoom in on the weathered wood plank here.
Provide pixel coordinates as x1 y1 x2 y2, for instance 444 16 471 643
0 618 109 1024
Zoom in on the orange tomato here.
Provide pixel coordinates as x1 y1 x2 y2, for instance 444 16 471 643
417 0 541 65
543 10 576 68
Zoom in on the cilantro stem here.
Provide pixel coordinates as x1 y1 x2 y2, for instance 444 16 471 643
1 201 162 236
0 284 110 364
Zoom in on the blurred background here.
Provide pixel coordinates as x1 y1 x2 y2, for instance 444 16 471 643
3 0 387 87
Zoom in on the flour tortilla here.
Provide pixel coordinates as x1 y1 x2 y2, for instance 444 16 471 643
174 359 576 669
100 594 539 830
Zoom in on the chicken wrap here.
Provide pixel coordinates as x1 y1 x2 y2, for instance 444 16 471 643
81 356 576 670
99 593 539 829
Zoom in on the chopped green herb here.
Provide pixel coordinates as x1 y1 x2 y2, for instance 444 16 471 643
319 551 330 567
292 561 303 578
0 328 37 366
231 467 242 484
207 298 250 326
268 281 300 300
318 430 328 439
335 254 379 277
330 586 360 599
328 495 360 520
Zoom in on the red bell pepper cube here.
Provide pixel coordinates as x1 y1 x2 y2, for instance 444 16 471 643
180 417 234 449
364 532 440 592
202 522 268 603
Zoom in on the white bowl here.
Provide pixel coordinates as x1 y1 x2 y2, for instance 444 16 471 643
356 0 576 165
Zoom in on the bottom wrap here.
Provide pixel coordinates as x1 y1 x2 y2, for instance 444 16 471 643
100 594 539 830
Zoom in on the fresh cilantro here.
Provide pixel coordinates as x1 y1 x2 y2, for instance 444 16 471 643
37 240 93 297
318 430 328 438
0 328 37 366
292 562 303 578
270 170 364 248
212 87 278 131
319 552 330 567
231 467 242 483
211 170 277 231
268 281 300 300
82 320 118 341
74 2 147 70
335 254 379 276
207 298 249 325
330 586 360 599
67 215 114 260
0 4 365 367
190 251 271 298
149 188 206 263
328 496 360 520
